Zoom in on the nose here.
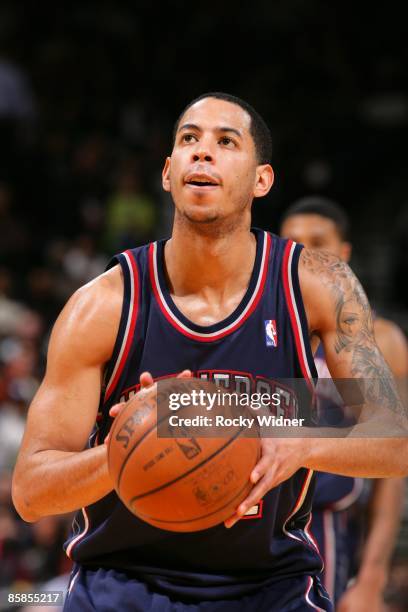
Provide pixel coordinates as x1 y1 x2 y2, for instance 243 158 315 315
193 152 213 162
192 136 214 163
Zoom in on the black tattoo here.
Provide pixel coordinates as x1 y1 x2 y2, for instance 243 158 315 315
301 249 406 418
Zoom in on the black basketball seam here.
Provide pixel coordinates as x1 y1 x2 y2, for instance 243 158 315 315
131 478 253 524
125 427 255 502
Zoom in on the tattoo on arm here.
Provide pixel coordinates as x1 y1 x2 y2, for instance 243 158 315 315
300 249 405 417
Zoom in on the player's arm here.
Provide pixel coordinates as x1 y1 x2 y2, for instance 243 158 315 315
300 248 408 473
225 251 408 527
12 267 123 522
337 320 408 611
356 320 408 585
335 478 406 612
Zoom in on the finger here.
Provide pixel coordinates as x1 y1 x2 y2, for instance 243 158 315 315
250 454 274 484
140 372 154 388
109 402 126 418
229 473 276 527
224 514 239 529
177 369 192 379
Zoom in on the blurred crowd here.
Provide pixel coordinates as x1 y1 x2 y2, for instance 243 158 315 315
0 64 168 610
0 2 408 610
0 47 168 612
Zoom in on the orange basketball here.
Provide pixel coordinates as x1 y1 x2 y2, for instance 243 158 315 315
107 381 260 532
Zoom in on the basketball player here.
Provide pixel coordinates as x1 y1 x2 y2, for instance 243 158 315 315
12 93 408 611
280 197 407 611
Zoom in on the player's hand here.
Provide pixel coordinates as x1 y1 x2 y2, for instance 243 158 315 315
337 578 385 612
224 437 309 527
104 369 192 444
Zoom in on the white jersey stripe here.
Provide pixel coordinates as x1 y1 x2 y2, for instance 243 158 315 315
305 576 327 611
282 469 314 545
287 242 313 380
66 507 90 559
322 510 336 601
105 252 135 397
331 477 365 512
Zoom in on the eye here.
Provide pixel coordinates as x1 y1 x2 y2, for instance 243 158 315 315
344 317 357 325
181 133 197 143
219 136 235 147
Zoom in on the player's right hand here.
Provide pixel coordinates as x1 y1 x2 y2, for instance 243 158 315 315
104 369 192 443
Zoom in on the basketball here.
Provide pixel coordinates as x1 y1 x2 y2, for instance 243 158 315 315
107 380 260 532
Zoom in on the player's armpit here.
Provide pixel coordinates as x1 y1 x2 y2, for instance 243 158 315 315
12 266 123 521
299 248 407 426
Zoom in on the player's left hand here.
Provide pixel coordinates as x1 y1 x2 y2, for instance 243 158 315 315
224 437 309 528
337 578 385 612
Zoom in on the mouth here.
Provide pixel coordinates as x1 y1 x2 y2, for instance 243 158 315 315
184 173 221 189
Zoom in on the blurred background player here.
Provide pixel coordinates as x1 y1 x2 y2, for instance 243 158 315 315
280 196 408 611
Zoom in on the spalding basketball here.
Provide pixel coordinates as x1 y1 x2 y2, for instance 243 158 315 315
107 380 260 532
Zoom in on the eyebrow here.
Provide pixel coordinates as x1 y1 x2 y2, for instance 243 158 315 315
178 123 242 138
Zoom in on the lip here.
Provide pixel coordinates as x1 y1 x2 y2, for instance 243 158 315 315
184 172 221 187
184 183 219 191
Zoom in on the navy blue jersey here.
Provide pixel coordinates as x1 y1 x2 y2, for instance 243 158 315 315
313 344 367 511
64 229 322 601
311 344 371 602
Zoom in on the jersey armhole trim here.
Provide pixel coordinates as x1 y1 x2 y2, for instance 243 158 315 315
282 241 318 382
104 250 140 402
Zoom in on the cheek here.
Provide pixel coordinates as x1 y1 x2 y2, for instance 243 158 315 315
229 164 255 195
168 166 184 195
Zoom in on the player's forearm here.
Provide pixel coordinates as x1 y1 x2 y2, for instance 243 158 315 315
12 445 113 522
303 437 408 477
356 478 405 586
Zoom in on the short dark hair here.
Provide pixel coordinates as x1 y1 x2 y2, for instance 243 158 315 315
280 196 350 241
172 92 272 165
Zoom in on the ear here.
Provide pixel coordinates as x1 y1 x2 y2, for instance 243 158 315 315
340 241 352 263
253 164 274 199
162 157 171 192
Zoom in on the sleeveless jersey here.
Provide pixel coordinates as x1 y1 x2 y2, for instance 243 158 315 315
64 229 323 601
313 343 368 510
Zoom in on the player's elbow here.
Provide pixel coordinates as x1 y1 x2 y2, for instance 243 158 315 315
11 471 41 523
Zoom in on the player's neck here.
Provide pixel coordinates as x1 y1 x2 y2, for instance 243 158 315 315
164 222 256 296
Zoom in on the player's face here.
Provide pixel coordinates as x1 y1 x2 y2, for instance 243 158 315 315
162 98 273 226
280 214 351 262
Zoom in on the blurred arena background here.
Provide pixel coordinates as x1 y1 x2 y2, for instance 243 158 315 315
0 2 407 610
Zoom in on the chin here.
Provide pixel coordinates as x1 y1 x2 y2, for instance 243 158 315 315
180 201 221 224
183 210 220 224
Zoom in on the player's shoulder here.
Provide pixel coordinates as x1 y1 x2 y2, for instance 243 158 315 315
298 247 363 297
78 263 123 297
49 265 123 363
374 316 408 352
374 316 404 338
298 247 347 275
69 264 123 316
297 247 348 298
297 248 363 333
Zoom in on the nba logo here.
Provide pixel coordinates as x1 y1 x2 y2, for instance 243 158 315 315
264 320 278 347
